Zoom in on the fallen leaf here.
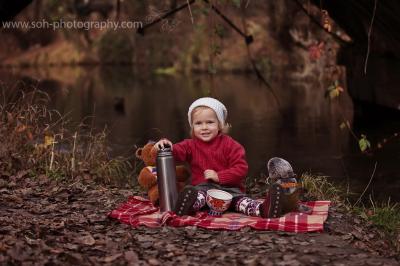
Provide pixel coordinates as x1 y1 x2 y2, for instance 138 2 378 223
124 250 139 263
282 254 298 261
24 236 39 245
102 253 122 263
351 230 364 240
148 258 160 265
341 234 354 241
77 234 96 246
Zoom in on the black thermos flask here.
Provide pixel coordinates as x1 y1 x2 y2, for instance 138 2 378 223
156 145 178 212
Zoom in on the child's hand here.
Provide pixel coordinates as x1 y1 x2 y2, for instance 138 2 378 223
204 169 219 183
154 138 173 151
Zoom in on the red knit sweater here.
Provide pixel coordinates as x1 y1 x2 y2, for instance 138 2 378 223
172 134 248 191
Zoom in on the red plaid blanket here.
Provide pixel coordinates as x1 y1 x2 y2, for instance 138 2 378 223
109 196 330 232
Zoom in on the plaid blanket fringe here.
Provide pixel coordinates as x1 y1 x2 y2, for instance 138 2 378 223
109 196 330 232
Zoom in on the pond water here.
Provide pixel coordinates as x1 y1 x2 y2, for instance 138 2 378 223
2 66 399 202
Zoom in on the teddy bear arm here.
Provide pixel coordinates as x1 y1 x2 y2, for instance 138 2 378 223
137 168 158 189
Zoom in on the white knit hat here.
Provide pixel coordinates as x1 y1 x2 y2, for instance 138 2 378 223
188 97 227 127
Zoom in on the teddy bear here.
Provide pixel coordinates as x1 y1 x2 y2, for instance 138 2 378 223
135 141 190 206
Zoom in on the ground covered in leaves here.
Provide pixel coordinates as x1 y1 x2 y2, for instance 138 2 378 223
1 174 399 266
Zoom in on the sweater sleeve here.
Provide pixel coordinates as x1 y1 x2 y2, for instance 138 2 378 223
217 139 248 187
172 139 191 163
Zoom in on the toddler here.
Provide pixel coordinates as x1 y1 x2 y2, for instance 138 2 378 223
154 97 299 218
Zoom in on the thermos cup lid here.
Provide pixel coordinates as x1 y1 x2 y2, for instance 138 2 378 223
158 144 172 156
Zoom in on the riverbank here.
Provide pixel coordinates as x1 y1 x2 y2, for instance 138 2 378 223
1 88 399 265
1 175 399 265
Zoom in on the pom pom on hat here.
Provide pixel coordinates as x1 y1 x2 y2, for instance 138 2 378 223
188 97 227 127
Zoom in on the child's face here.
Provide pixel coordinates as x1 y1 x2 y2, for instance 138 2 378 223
191 107 220 142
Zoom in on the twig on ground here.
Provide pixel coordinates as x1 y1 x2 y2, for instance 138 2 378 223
353 161 378 207
364 0 378 74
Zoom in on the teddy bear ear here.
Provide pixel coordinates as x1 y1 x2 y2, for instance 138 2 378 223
135 148 143 159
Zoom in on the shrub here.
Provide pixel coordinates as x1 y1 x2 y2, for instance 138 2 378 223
0 85 134 185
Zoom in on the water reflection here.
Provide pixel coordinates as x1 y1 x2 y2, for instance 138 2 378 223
2 66 399 202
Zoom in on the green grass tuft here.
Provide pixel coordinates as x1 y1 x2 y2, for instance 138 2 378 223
365 197 400 234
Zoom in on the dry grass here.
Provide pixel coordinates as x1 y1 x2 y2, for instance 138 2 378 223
301 172 399 246
0 85 134 185
300 173 342 204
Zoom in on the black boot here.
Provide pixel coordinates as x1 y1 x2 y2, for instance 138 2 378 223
260 183 284 218
173 185 198 216
261 158 303 218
